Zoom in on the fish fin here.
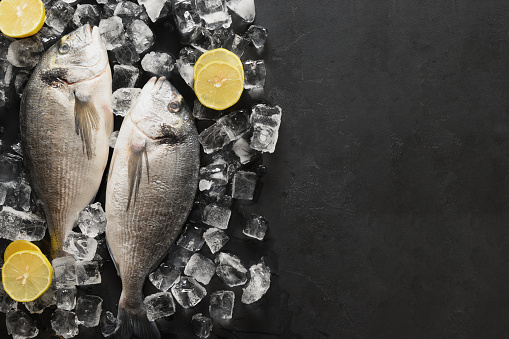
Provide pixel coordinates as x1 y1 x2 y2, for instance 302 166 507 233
74 96 99 160
116 303 160 339
126 141 147 211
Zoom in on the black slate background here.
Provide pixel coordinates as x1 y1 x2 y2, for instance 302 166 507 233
3 0 509 338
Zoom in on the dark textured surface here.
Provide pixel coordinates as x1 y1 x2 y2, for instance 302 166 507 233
2 0 509 338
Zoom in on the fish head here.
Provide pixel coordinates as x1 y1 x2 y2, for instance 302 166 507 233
44 24 108 84
131 77 195 141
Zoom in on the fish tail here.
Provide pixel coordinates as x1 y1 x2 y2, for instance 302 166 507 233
116 297 160 339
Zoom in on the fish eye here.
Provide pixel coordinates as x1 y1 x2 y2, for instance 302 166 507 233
168 101 180 112
59 43 70 54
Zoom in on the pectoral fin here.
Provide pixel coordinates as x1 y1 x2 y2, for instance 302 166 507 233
74 96 99 160
127 140 149 211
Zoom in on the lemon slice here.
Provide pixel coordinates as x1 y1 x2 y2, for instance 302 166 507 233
195 61 244 110
193 48 244 81
4 240 42 262
2 250 53 302
0 0 46 38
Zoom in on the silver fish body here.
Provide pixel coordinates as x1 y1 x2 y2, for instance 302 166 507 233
106 77 199 339
20 25 113 258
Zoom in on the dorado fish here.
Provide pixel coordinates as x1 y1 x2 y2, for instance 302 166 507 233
105 77 199 339
20 24 113 258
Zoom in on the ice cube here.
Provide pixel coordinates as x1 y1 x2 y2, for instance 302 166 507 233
138 0 169 22
246 25 267 49
63 231 98 261
171 276 207 308
16 177 32 212
51 309 79 338
0 88 7 108
149 262 180 291
45 1 75 33
231 170 257 200
0 286 17 313
100 311 118 337
199 162 231 191
24 287 56 314
72 4 100 28
76 202 107 238
34 27 60 49
75 260 101 285
241 260 271 304
192 100 223 120
243 214 268 240
114 1 144 24
218 110 251 142
227 34 249 57
144 292 175 321
209 290 234 320
0 207 46 241
203 227 229 254
215 252 247 286
53 256 77 288
0 153 21 183
14 70 31 98
177 224 205 251
212 27 234 47
226 0 255 23
192 313 213 338
201 186 229 204
76 295 102 327
166 245 194 268
249 104 282 153
7 37 44 68
195 0 231 30
6 310 38 339
126 20 154 54
232 138 258 164
202 203 231 229
113 65 140 91
0 60 14 88
179 46 202 64
184 253 216 285
100 0 118 19
0 34 13 60
141 51 175 77
243 60 266 89
112 88 141 117
113 41 140 65
172 0 201 34
198 124 229 154
176 57 195 88
108 131 120 148
190 27 220 52
99 16 126 51
56 286 76 311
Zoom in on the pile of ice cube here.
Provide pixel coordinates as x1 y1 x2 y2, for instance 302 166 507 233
0 144 47 242
0 0 282 336
49 202 108 338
